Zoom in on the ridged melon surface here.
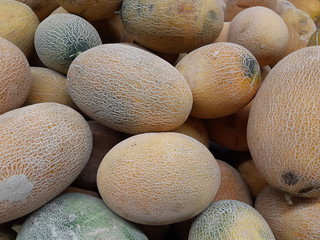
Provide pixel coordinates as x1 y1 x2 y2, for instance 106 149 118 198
97 132 221 225
0 37 32 115
34 13 102 75
120 0 224 54
67 43 193 135
0 103 92 223
189 200 275 239
16 193 148 240
0 0 39 58
247 46 320 197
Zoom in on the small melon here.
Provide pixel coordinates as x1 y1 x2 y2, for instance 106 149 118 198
67 43 193 135
62 187 100 198
97 132 221 225
34 13 102 75
214 21 231 43
0 103 92 223
120 0 224 54
0 37 32 115
247 46 320 197
16 192 148 240
175 42 261 119
16 0 60 21
307 28 320 46
188 200 275 239
0 0 39 58
255 185 320 240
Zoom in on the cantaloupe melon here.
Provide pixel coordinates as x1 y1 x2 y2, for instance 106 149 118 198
255 185 320 240
97 132 221 225
175 42 261 119
34 13 102 75
0 103 92 223
0 0 39 59
0 37 32 115
188 200 275 239
288 0 320 27
120 0 224 54
67 43 193 135
16 193 148 239
247 46 320 197
16 0 59 21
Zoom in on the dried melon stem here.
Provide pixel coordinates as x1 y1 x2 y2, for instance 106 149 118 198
284 192 293 205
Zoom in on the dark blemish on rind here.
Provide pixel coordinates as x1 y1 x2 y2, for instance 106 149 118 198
299 185 320 194
243 54 259 79
282 171 299 186
207 10 216 21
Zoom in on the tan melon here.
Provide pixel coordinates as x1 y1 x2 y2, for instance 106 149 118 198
23 67 76 108
34 13 102 75
189 200 275 240
175 42 261 119
214 21 231 43
73 120 128 189
62 186 100 198
0 0 39 59
16 0 59 21
0 37 32 115
0 102 92 224
274 0 296 15
228 6 289 66
171 116 210 148
56 0 122 21
213 160 252 205
50 6 68 15
307 29 320 46
120 0 224 54
224 0 277 21
97 132 221 225
255 185 320 240
288 0 320 27
247 46 320 197
67 43 193 135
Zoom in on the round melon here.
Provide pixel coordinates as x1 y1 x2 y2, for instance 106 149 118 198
247 46 320 197
0 0 39 58
0 103 92 224
34 13 102 75
175 42 261 119
97 132 221 225
67 43 193 135
0 37 32 115
188 200 275 240
120 0 224 54
16 192 148 240
255 185 320 240
16 0 59 21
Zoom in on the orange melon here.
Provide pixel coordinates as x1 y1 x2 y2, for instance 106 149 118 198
0 103 92 223
67 43 193 135
175 42 261 119
16 0 59 21
0 0 39 59
97 132 221 225
255 185 320 240
120 0 224 54
0 37 32 115
34 13 102 75
247 46 320 197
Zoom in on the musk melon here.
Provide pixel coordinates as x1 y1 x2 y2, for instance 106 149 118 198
0 37 32 115
97 132 221 225
0 0 39 58
120 0 224 54
247 46 320 197
67 43 193 135
0 103 92 223
16 0 59 21
189 200 275 240
34 13 102 75
16 192 148 240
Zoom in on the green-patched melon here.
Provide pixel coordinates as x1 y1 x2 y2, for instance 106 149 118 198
16 192 148 240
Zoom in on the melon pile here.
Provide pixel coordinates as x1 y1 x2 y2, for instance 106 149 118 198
0 0 320 239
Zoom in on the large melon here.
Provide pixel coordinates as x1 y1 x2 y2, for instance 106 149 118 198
247 46 320 197
0 103 92 223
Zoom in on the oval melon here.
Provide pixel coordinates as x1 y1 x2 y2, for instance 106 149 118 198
34 13 102 75
247 46 320 197
16 192 148 240
67 43 193 135
0 103 92 223
188 200 275 240
97 132 221 225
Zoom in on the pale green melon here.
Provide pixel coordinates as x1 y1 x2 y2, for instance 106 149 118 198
16 192 148 240
34 13 102 75
188 200 275 240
